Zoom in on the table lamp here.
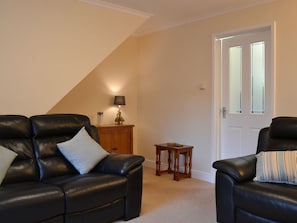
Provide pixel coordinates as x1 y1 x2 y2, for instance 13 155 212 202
114 96 125 125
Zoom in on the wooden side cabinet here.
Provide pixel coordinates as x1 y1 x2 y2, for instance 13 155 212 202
97 125 134 154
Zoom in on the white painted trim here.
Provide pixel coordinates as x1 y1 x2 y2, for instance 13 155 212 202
214 24 272 40
143 159 156 169
271 22 277 116
211 23 276 180
210 35 223 181
80 0 152 18
143 159 214 184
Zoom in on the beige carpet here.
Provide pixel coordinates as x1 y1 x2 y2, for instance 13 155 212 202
116 167 216 223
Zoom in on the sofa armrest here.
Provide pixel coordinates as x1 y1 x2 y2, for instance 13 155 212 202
212 154 256 182
95 154 145 176
94 153 145 220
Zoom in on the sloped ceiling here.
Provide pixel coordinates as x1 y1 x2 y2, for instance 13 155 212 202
0 0 148 116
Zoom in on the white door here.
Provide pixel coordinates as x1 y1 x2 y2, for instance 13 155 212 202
220 29 273 159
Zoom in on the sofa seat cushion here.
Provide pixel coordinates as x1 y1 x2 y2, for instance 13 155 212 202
0 182 64 223
46 173 127 213
234 181 297 223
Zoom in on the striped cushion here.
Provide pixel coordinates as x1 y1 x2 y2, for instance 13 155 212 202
254 151 297 185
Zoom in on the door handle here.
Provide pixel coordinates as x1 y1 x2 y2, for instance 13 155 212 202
222 107 227 119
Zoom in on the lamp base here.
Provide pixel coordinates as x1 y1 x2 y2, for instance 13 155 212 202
115 111 124 125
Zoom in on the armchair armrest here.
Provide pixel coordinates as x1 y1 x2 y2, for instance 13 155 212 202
212 154 256 182
95 153 145 176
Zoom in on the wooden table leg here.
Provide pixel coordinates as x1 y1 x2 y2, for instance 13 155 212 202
184 151 188 175
174 150 180 181
156 147 161 176
189 149 192 178
168 150 172 173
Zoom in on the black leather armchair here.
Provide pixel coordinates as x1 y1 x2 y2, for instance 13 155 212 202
213 117 297 223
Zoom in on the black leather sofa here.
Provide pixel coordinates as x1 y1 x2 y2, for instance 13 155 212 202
213 117 297 223
0 114 144 223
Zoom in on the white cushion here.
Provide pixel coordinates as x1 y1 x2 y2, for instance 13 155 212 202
254 151 297 185
57 127 109 174
0 145 17 185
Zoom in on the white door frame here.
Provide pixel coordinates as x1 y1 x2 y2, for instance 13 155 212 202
210 23 276 182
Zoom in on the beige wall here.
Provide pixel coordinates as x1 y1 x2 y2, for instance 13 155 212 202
50 0 297 182
49 36 140 152
0 0 147 116
138 0 297 182
138 24 214 180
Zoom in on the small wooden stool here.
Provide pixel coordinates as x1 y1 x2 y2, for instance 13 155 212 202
155 143 193 181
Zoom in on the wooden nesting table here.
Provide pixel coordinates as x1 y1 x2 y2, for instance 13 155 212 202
155 143 193 181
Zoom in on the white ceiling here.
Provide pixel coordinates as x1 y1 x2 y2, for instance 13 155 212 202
82 0 275 35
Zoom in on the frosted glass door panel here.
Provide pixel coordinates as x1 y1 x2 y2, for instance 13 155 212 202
251 41 265 114
229 46 242 114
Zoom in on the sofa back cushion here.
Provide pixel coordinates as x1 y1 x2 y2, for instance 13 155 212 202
257 117 297 153
0 115 38 184
31 114 97 181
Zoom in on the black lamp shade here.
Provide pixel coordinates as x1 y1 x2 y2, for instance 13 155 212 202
114 96 125 106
